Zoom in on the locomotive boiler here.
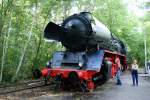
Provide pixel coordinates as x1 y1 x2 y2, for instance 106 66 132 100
44 12 126 54
34 12 127 92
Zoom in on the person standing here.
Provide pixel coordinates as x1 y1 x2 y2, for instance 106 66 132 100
131 59 139 86
147 60 150 74
115 56 122 85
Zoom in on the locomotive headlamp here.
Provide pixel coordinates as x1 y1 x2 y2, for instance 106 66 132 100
79 62 83 67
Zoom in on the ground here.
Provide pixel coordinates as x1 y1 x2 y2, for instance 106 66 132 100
1 71 150 100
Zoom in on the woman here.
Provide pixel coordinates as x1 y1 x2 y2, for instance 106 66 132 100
115 56 122 85
131 59 139 86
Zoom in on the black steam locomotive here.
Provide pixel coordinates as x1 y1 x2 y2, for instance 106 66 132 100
34 12 127 92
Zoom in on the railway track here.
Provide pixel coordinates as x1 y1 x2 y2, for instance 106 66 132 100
0 80 52 95
0 79 42 88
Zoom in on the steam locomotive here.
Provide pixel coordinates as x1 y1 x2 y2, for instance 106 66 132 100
34 12 127 92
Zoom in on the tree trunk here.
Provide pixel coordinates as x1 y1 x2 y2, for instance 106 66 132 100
14 3 37 78
15 24 33 76
0 13 12 82
32 5 52 70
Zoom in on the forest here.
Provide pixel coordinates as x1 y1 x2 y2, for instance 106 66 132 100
0 0 150 82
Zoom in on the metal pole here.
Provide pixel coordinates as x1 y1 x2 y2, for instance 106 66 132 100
144 32 147 73
142 0 148 73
